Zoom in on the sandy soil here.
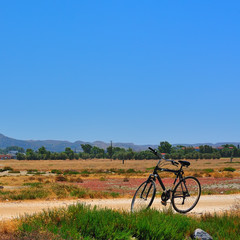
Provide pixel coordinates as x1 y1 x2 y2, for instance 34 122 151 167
0 194 239 221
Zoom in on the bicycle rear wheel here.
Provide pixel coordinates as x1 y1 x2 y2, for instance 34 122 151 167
131 180 156 212
171 176 201 213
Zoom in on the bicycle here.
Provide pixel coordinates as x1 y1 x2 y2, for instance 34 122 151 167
131 147 201 213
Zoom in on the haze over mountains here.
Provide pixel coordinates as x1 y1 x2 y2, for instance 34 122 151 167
0 133 239 152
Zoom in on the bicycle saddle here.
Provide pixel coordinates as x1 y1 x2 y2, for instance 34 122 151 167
178 160 190 167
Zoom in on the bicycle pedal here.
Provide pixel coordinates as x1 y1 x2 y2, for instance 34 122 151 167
161 200 167 206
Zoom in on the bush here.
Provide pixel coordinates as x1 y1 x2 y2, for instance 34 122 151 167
223 167 236 172
27 169 38 174
75 177 83 183
63 170 80 175
69 177 83 183
51 169 63 174
99 177 106 181
3 166 13 171
204 169 214 173
8 170 20 173
126 168 136 173
55 176 67 182
123 177 129 182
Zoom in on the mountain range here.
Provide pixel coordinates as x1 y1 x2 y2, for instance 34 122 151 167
0 133 239 152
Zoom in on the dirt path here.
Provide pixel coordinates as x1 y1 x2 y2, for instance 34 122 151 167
0 194 240 220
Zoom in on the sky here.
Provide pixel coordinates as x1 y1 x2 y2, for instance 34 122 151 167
1 1 240 145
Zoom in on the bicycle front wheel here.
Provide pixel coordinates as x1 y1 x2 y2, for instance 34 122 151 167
131 180 156 212
172 176 201 213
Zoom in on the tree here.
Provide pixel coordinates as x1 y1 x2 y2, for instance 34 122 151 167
107 145 113 159
16 153 25 160
81 144 92 154
38 146 47 155
65 147 74 160
158 141 172 154
199 145 213 154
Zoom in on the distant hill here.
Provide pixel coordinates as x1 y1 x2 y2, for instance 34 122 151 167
0 133 158 152
0 133 239 152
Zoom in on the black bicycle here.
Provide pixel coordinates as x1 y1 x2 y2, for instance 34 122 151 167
131 147 201 213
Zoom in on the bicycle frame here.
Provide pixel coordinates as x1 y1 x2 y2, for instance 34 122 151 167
146 162 185 193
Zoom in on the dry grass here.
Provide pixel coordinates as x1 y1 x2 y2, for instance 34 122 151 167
0 158 240 187
0 158 239 172
0 219 19 234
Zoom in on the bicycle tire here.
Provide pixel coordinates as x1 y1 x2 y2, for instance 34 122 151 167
171 176 201 213
131 180 156 212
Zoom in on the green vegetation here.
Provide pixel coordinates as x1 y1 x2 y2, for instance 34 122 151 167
204 168 214 173
223 167 236 172
63 170 80 175
17 204 240 240
51 169 63 174
3 166 13 171
0 141 237 160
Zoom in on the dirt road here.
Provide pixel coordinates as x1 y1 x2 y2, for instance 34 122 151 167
0 194 239 220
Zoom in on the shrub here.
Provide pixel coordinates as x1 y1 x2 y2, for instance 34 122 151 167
8 170 20 174
28 176 36 181
126 168 136 173
99 177 106 181
204 169 214 173
81 174 89 177
70 188 87 198
27 169 38 174
3 166 13 171
75 177 83 183
223 167 236 172
81 170 91 174
69 177 83 183
51 169 62 174
63 170 80 175
55 176 67 182
123 177 129 182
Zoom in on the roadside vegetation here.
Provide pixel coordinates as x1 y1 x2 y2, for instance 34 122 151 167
0 181 119 201
2 203 238 239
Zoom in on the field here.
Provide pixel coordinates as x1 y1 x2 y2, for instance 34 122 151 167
1 158 240 239
1 158 240 172
0 158 240 201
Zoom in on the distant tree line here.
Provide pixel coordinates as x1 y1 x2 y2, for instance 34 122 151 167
0 146 25 154
1 142 239 160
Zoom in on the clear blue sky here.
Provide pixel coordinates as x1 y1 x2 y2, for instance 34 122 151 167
1 1 240 145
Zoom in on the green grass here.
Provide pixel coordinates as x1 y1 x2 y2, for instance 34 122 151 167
17 204 240 240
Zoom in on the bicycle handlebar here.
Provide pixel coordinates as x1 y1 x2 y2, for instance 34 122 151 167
148 147 179 167
148 147 158 156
